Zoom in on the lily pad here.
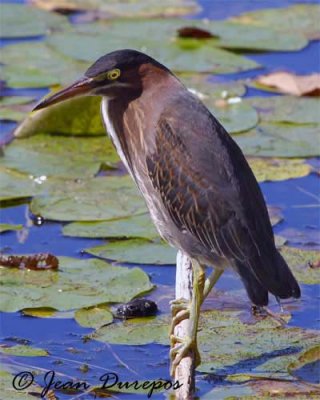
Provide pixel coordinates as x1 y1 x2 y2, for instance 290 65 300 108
0 42 89 88
0 370 43 400
206 20 308 51
21 307 74 319
0 168 42 202
248 158 312 182
279 246 320 285
208 99 258 134
179 74 246 99
30 0 200 18
0 3 70 38
15 96 105 137
0 96 34 121
232 4 320 40
93 309 318 378
246 96 320 125
30 175 147 221
198 310 318 374
85 239 177 265
63 213 158 239
0 345 48 357
0 134 118 179
0 256 153 312
93 315 170 345
0 224 23 233
75 306 113 329
47 20 259 74
177 75 257 133
288 345 320 380
234 123 319 158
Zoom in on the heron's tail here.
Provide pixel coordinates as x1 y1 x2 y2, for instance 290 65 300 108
235 248 301 306
265 249 301 299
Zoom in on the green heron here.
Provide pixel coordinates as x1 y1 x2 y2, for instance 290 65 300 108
34 49 301 375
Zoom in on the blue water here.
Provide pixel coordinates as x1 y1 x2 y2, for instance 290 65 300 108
0 1 319 399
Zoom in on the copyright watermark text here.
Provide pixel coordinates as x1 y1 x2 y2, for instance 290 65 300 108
12 370 183 398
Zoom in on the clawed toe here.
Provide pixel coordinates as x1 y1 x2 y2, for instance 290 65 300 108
170 336 194 376
169 309 190 335
170 298 190 316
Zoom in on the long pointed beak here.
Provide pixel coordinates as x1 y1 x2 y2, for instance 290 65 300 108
33 77 94 111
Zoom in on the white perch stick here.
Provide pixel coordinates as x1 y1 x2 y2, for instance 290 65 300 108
173 250 195 399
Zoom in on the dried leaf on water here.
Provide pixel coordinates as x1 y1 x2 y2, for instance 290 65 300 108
256 72 320 96
0 253 59 270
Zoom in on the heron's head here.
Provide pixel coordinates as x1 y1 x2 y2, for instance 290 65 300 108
33 49 171 111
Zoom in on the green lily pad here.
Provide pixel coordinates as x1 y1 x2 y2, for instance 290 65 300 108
75 306 113 329
179 74 246 99
202 378 318 399
0 256 153 312
0 168 41 202
177 75 257 133
232 4 320 40
85 239 177 265
0 224 23 233
0 42 89 88
0 3 70 38
0 345 48 357
198 310 318 374
63 213 158 239
30 175 147 221
209 99 258 134
0 134 118 179
0 96 34 121
93 315 170 345
207 20 308 51
288 345 320 377
93 309 318 377
30 0 200 18
235 123 319 158
0 370 43 399
47 20 259 74
248 158 312 182
246 96 320 125
15 96 105 137
21 307 74 319
279 246 320 285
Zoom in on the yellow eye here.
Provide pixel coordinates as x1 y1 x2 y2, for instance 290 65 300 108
107 69 121 80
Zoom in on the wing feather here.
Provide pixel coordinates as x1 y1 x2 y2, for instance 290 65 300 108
146 118 261 263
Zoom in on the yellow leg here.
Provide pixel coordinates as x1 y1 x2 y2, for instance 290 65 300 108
169 267 224 335
170 260 205 376
203 268 224 299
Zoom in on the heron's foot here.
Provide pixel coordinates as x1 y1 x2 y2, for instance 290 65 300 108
170 334 201 376
251 304 267 317
169 299 190 335
170 298 189 316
